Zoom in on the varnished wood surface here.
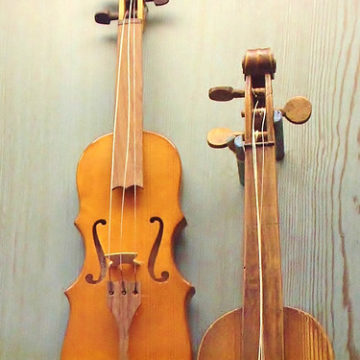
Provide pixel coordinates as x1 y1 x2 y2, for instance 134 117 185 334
241 145 284 360
0 0 360 359
197 307 333 359
112 21 144 189
61 132 193 359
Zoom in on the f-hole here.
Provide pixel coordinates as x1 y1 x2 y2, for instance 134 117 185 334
148 217 169 282
85 219 107 284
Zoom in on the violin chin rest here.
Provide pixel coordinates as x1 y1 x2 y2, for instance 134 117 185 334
197 306 333 360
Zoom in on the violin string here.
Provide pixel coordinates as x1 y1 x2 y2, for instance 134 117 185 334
260 109 266 219
119 0 134 274
132 2 138 284
259 107 266 360
251 101 265 360
107 8 128 278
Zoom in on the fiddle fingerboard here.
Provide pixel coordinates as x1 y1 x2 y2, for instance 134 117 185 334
112 20 143 189
242 144 284 360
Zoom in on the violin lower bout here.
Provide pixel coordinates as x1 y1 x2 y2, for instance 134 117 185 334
197 307 334 360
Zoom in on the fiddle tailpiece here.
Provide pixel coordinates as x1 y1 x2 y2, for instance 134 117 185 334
198 48 333 360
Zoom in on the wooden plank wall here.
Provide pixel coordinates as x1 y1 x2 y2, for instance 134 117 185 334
0 0 359 358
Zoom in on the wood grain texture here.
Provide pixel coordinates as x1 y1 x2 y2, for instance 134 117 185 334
107 281 142 360
241 145 284 360
197 307 333 360
61 132 194 359
0 0 359 359
112 21 144 189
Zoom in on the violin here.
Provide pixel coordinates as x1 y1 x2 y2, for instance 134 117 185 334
61 1 194 359
198 49 333 359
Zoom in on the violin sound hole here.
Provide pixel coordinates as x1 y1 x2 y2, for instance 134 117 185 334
148 217 169 282
85 219 107 284
86 217 169 284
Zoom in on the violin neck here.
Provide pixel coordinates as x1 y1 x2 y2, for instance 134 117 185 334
242 143 284 359
112 20 144 190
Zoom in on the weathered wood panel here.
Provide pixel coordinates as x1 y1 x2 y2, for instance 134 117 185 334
0 0 359 359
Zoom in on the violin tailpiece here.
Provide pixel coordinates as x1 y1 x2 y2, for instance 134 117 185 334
107 281 141 360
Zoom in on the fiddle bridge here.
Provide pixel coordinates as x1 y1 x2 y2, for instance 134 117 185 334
106 252 141 267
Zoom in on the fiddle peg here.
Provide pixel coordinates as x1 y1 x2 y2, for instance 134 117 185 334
209 87 245 102
207 128 243 149
281 96 312 124
147 0 170 5
95 11 119 25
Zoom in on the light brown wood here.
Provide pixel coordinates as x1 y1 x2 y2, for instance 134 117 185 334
197 307 334 360
207 128 243 148
112 20 144 189
61 132 194 359
264 73 275 141
241 145 284 360
208 87 245 101
107 281 141 360
282 96 312 125
107 252 139 267
198 49 333 359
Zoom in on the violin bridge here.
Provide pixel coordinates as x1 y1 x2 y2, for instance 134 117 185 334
107 281 141 360
105 252 141 268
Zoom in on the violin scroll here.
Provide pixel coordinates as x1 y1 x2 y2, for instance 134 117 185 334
207 48 312 186
242 48 276 78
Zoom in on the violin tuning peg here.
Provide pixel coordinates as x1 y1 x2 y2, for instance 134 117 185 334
146 0 169 6
209 87 245 102
153 0 169 5
95 11 119 25
281 96 312 125
207 128 243 148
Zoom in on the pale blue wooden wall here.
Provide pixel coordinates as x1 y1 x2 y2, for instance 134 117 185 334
0 0 359 358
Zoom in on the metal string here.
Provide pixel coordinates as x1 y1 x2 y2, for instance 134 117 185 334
132 3 138 284
260 109 266 219
119 0 134 273
251 101 266 360
107 8 128 278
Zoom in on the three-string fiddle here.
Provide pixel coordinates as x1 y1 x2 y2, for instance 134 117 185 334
198 48 334 359
61 1 194 359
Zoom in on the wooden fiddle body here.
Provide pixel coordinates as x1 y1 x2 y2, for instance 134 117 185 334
198 49 334 360
61 1 194 359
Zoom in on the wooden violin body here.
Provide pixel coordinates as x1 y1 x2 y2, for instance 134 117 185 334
62 1 194 358
198 307 333 359
62 132 194 359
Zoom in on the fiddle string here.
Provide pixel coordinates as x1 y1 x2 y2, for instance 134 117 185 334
260 109 266 219
259 107 266 360
119 0 134 278
132 1 138 286
251 100 265 360
107 7 128 281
